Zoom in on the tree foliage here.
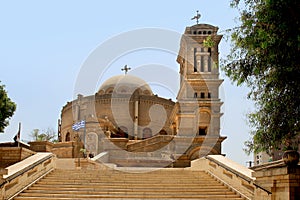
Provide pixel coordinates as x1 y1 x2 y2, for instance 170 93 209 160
0 81 16 133
30 128 58 143
223 0 300 153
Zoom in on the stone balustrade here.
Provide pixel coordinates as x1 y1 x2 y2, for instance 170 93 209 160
190 155 270 200
0 152 55 200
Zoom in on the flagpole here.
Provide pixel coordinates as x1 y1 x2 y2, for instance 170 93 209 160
83 117 86 149
18 122 21 147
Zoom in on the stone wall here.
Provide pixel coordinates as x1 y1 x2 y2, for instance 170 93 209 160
27 141 83 159
252 161 300 200
52 142 83 158
28 141 53 152
0 147 35 168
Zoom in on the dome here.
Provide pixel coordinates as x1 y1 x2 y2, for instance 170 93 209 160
98 75 153 95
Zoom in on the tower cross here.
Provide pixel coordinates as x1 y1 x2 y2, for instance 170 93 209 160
121 65 131 74
191 10 201 24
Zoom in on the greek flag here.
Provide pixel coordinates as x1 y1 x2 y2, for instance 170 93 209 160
72 120 85 131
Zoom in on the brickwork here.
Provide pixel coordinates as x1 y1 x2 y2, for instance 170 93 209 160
0 147 35 168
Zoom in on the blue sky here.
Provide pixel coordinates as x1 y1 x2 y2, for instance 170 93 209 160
0 0 253 165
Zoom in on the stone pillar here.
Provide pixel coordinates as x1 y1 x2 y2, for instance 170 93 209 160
252 161 300 200
204 56 208 72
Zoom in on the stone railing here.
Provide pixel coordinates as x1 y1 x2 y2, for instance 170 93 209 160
190 155 271 200
127 135 173 152
0 152 55 200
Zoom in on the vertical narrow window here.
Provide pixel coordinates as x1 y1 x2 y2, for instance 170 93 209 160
194 48 197 72
65 132 70 142
199 127 207 135
208 56 212 72
208 93 211 98
194 92 198 98
200 56 204 72
200 92 205 98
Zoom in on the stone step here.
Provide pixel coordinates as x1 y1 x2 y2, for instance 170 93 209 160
44 174 212 179
33 183 225 188
14 169 244 200
22 190 237 195
27 186 230 192
16 193 242 199
15 197 244 200
37 178 217 183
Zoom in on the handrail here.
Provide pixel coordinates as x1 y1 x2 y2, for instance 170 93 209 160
6 168 54 200
205 155 272 195
127 135 173 151
1 153 53 187
253 182 272 195
206 170 252 200
206 155 254 182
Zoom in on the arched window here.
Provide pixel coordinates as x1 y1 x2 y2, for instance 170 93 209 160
143 128 152 139
199 127 207 135
65 132 70 142
159 130 167 135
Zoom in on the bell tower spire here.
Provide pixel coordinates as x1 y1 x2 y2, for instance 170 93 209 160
175 20 226 158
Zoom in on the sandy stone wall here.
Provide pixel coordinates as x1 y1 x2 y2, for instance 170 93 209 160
0 147 35 168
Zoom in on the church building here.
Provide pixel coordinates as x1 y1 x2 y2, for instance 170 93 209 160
58 22 226 167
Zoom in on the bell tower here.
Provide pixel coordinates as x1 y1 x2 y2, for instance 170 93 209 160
175 21 226 159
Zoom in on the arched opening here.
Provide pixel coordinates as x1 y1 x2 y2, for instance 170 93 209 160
188 146 219 160
86 132 98 156
105 87 114 94
119 126 128 138
143 128 152 139
159 129 167 135
199 127 207 135
65 132 70 142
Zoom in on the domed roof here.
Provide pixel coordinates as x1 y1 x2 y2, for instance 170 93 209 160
98 75 153 96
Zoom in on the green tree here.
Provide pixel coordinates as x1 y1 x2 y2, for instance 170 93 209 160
223 0 300 153
30 128 58 143
0 81 16 132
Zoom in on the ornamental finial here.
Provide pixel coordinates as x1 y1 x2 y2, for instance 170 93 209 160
121 65 131 74
191 10 201 24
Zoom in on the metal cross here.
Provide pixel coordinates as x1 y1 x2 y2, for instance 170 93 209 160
121 65 131 74
191 10 201 24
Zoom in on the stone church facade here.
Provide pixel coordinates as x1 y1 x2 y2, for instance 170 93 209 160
58 23 226 167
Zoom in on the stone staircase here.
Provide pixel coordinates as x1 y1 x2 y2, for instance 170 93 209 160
14 168 245 200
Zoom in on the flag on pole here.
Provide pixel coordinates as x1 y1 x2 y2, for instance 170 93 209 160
72 120 86 131
13 122 21 145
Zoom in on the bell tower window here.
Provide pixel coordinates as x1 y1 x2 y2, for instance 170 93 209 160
208 92 211 98
200 92 205 98
199 127 207 135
